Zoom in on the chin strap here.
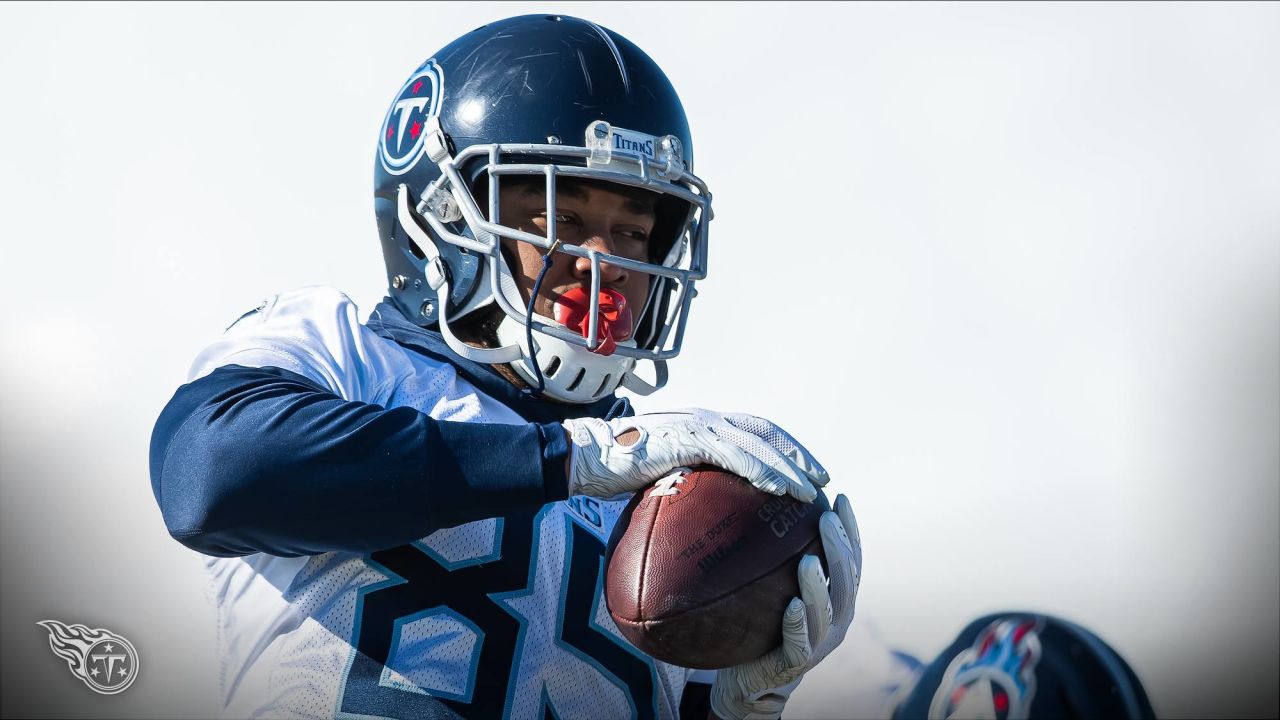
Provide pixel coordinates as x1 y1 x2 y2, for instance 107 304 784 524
521 239 560 399
398 185 521 364
619 361 667 396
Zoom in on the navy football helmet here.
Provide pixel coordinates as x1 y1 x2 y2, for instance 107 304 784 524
373 15 711 403
893 612 1155 720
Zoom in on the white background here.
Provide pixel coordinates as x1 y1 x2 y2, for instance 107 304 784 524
1 2 1277 718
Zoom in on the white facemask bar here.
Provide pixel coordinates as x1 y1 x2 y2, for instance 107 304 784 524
405 119 711 391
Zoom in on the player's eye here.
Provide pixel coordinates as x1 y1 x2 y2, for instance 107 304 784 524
616 228 649 242
536 212 576 225
532 213 577 241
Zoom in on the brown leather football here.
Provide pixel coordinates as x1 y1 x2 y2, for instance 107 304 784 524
604 466 829 669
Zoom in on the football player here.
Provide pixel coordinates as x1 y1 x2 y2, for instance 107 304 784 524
150 14 861 720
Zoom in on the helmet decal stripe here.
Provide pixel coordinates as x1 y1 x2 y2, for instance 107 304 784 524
585 21 629 93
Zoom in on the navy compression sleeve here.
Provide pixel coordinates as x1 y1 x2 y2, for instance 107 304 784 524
148 364 570 557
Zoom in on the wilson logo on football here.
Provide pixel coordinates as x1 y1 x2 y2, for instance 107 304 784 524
37 620 140 695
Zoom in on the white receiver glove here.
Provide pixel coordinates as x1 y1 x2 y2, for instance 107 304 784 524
710 494 862 720
563 409 829 502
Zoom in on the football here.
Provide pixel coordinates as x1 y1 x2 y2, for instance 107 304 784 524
604 466 829 669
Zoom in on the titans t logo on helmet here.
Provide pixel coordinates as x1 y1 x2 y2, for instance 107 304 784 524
379 60 443 175
930 618 1041 720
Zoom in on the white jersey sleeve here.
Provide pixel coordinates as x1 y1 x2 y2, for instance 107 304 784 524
188 286 401 404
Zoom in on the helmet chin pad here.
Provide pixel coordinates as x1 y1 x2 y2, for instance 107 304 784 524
495 311 637 404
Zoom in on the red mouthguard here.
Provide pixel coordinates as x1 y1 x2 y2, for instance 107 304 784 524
553 287 633 356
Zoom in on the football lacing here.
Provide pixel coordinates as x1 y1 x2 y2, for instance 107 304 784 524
649 469 689 497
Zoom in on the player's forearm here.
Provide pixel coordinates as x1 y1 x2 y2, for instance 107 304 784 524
149 364 569 557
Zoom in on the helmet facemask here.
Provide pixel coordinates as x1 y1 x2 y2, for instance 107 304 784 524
397 119 711 404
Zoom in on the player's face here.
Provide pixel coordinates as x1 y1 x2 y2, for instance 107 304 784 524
499 180 657 337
